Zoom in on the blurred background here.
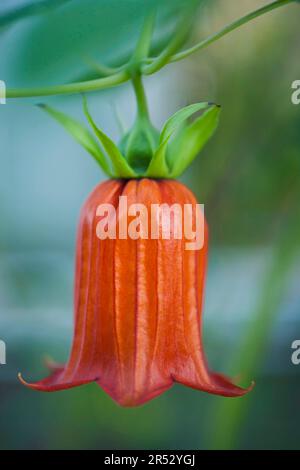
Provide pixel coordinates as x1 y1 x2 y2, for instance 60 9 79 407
0 0 299 450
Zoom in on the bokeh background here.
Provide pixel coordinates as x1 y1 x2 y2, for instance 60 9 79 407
0 0 299 450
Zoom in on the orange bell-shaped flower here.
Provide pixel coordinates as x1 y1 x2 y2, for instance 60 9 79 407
19 179 252 406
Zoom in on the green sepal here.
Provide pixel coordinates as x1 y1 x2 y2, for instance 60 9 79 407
146 102 212 178
82 96 137 178
39 98 220 180
145 137 170 178
160 102 211 143
38 103 112 176
168 104 221 178
119 119 159 174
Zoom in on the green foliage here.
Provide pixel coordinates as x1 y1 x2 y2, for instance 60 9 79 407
169 105 221 178
119 120 160 174
0 0 300 452
0 0 71 31
5 0 295 97
82 97 137 178
39 97 219 178
146 102 218 177
8 0 193 87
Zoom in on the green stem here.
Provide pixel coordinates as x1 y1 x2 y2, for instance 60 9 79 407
81 56 122 77
5 0 296 98
143 5 194 75
6 70 129 98
170 0 295 63
133 10 156 63
131 73 150 121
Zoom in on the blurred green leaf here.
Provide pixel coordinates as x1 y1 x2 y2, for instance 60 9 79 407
10 0 198 86
0 0 71 31
208 199 300 449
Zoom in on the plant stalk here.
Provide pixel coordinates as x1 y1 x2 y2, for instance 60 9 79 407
6 70 129 98
5 0 296 99
170 0 295 63
131 73 150 121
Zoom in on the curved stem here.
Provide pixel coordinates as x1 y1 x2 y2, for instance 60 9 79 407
5 0 296 98
169 0 295 63
6 70 129 98
143 6 193 75
81 55 123 77
133 10 156 63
